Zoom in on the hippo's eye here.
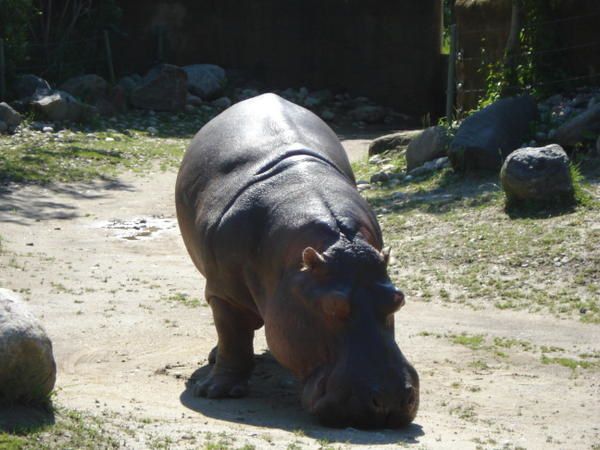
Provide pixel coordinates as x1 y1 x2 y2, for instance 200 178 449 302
320 291 351 321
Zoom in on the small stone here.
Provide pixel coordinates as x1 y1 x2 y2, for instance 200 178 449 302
211 96 232 109
146 126 158 135
368 154 383 165
370 172 390 183
42 126 54 133
320 109 335 121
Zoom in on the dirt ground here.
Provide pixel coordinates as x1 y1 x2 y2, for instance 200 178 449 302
0 140 599 449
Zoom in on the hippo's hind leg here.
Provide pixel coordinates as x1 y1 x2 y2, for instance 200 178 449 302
194 296 262 399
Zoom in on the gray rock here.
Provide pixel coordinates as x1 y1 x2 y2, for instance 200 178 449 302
0 121 7 133
406 126 449 171
118 75 141 101
42 126 54 133
182 64 226 100
304 89 333 108
369 130 423 156
320 109 335 121
187 93 204 107
61 74 125 117
211 96 232 109
14 74 51 99
370 171 390 183
500 144 574 206
60 74 109 103
32 90 97 122
350 105 386 124
0 289 56 404
131 64 188 112
449 96 538 172
553 103 600 147
0 102 22 132
408 157 450 176
241 88 260 99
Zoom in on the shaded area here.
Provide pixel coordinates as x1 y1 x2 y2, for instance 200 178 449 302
0 178 135 225
368 170 503 216
0 404 55 433
180 352 424 445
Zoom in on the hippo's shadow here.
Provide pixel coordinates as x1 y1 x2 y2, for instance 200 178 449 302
180 351 424 445
0 404 55 433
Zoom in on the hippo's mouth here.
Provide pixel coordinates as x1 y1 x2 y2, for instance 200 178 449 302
301 364 419 429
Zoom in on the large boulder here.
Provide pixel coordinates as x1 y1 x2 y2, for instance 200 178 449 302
553 103 600 147
406 126 449 171
350 105 386 124
131 64 188 112
0 289 56 404
14 74 51 99
60 74 109 103
60 74 125 117
182 64 227 100
449 96 538 172
0 102 22 133
500 144 574 207
369 129 424 156
32 90 97 122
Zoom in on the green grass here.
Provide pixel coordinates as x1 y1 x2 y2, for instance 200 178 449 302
541 355 599 370
0 408 119 450
352 151 600 322
0 110 215 184
164 292 203 308
451 333 485 350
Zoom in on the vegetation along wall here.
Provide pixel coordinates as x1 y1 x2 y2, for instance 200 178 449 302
114 0 444 116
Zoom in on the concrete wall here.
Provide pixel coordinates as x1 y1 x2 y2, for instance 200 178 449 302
113 0 444 116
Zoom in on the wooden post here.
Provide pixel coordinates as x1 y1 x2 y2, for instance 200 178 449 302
0 38 6 101
103 30 116 84
445 24 457 123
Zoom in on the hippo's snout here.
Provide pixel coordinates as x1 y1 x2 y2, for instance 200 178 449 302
302 362 419 429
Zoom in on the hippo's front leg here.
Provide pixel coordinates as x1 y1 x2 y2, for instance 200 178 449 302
193 296 262 398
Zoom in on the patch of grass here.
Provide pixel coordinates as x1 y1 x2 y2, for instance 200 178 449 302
0 433 25 450
0 111 207 184
1 408 120 450
451 333 485 351
541 355 598 370
354 150 600 322
164 292 203 308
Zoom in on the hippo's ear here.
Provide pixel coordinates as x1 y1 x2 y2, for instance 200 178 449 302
381 247 391 267
301 247 326 272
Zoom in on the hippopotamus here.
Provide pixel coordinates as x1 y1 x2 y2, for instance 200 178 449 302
175 93 419 428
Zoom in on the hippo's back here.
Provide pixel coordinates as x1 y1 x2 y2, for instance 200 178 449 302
175 93 354 273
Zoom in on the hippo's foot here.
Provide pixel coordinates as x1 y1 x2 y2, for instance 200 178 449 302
208 346 217 365
193 369 249 398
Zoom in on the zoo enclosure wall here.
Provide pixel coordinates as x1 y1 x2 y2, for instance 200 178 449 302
454 0 600 112
113 0 445 117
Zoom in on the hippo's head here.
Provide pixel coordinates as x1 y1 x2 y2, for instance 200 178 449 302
264 237 419 429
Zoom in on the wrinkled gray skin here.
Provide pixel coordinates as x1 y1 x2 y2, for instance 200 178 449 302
175 94 419 428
